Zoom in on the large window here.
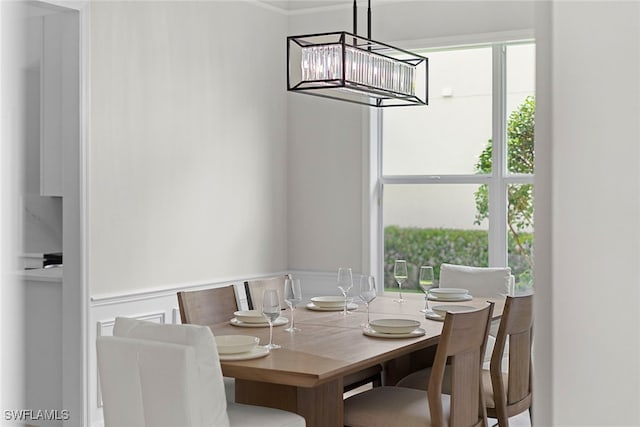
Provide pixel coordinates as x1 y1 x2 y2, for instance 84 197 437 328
377 41 535 294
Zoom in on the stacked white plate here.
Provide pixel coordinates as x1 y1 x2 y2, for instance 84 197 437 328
307 296 357 311
215 335 269 361
427 287 472 302
363 318 425 338
230 310 288 327
425 304 477 321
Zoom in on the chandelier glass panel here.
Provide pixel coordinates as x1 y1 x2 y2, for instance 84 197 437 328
287 32 428 107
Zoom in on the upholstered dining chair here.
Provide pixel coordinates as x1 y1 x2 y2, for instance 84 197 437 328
439 263 511 299
439 263 512 365
99 317 306 427
177 285 239 401
343 302 494 427
396 295 533 427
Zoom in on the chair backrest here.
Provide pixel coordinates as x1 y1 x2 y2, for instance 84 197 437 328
112 317 230 426
178 285 238 325
439 263 511 299
97 335 204 427
427 302 494 427
490 294 533 419
244 275 289 311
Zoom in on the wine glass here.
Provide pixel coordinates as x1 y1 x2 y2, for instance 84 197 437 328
337 267 353 316
359 275 377 327
284 278 302 333
262 289 281 349
418 266 435 313
393 260 408 303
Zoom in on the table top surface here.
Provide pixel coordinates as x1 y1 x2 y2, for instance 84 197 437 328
210 295 503 388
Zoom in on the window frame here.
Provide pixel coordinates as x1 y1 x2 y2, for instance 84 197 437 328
370 39 535 293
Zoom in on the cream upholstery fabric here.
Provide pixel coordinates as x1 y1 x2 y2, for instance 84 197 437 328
396 366 508 409
227 403 306 427
343 386 450 427
113 317 230 426
223 377 235 402
106 317 306 427
396 367 509 408
439 263 512 362
482 369 508 408
439 263 511 298
396 365 450 393
97 336 204 427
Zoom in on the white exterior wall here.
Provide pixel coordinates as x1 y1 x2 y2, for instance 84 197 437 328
383 46 535 231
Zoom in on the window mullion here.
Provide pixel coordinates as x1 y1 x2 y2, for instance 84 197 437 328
489 43 508 268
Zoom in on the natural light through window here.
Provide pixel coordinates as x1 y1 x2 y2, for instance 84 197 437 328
378 41 535 295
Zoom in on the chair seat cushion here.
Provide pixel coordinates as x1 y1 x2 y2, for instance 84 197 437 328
226 402 305 427
397 367 508 410
224 377 236 402
482 369 508 408
396 366 450 393
344 386 450 427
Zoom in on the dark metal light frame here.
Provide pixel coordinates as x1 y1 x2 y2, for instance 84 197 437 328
286 1 428 107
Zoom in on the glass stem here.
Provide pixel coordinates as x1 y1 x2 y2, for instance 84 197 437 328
291 308 295 329
366 304 370 325
269 321 273 347
343 292 347 316
424 294 429 311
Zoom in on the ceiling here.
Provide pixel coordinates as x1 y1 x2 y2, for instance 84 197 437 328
259 1 348 12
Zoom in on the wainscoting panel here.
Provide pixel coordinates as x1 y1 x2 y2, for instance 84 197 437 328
88 270 344 427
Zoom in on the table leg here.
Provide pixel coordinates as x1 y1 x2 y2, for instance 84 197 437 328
235 378 344 427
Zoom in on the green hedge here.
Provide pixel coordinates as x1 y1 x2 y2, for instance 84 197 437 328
384 226 533 291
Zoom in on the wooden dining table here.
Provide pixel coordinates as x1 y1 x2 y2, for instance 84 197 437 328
209 295 504 427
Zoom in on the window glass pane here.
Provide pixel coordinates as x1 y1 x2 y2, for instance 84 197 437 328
507 183 534 293
383 47 492 176
506 43 535 175
383 184 488 293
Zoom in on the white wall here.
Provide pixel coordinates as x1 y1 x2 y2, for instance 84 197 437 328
0 1 28 417
535 1 640 425
287 1 535 273
89 1 288 296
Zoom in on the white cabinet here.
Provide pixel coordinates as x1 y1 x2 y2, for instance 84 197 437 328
25 275 63 426
40 12 78 197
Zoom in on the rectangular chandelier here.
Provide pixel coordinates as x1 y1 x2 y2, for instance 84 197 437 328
287 31 428 107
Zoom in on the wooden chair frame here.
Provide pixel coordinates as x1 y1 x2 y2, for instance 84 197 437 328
244 275 289 311
488 294 533 426
177 285 238 325
428 302 494 427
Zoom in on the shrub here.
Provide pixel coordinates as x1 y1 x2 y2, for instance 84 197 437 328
384 226 533 291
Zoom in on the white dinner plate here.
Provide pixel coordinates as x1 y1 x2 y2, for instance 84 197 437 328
230 317 288 328
427 294 473 302
424 311 445 321
218 346 270 361
305 302 358 311
362 327 426 339
426 304 478 321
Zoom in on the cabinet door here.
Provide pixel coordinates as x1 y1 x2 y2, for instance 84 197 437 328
41 12 78 197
